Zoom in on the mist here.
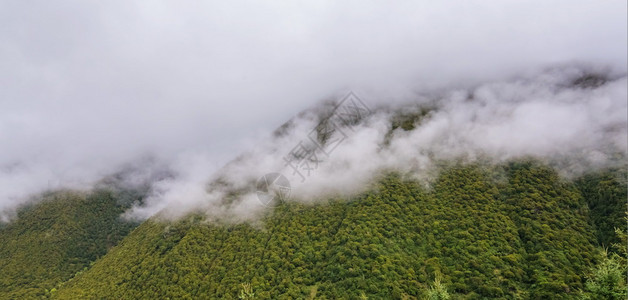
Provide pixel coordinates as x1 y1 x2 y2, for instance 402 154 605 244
129 67 624 221
1 1 626 221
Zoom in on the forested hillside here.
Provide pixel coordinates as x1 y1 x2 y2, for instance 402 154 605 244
576 169 627 248
46 161 626 299
0 189 140 299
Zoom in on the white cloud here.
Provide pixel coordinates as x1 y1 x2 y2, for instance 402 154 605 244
0 1 626 220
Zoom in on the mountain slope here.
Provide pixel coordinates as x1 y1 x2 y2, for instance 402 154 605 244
0 189 139 299
52 161 619 299
576 169 627 248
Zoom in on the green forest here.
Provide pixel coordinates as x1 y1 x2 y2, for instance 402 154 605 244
1 160 624 299
0 188 139 299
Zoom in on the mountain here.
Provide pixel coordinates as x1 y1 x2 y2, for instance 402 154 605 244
44 162 625 299
0 189 140 299
1 72 626 299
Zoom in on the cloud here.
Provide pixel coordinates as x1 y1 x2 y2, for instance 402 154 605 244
0 1 626 221
133 69 625 221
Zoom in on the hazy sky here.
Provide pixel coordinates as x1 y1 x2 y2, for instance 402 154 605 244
1 1 626 220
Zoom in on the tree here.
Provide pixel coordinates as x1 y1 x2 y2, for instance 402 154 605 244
238 282 255 299
425 275 450 300
580 249 626 300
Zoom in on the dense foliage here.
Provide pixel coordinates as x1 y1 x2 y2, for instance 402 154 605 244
0 189 139 299
575 169 627 248
46 162 625 299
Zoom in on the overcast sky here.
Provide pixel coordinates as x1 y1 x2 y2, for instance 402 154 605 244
0 1 626 219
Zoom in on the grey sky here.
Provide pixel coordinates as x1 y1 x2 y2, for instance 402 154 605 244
1 1 626 219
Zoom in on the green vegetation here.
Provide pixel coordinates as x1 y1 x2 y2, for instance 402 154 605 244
383 106 434 146
581 248 626 299
576 169 627 248
0 189 139 299
43 161 625 299
390 106 433 132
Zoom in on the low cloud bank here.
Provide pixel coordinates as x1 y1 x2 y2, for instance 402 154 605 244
127 67 627 221
1 1 626 221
